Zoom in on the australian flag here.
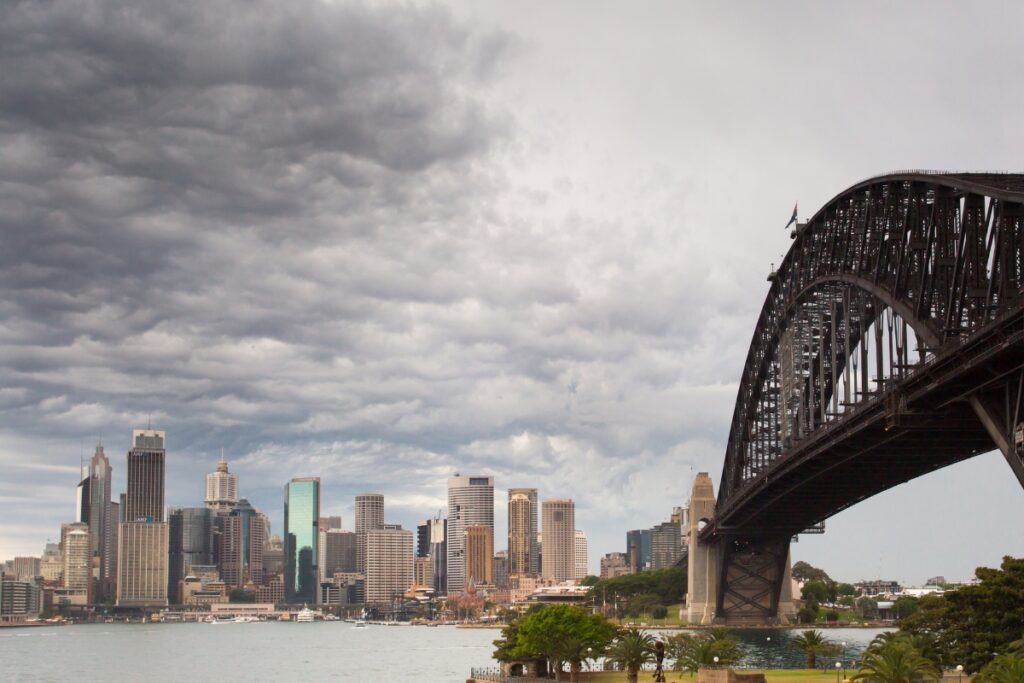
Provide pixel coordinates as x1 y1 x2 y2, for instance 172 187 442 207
784 202 798 229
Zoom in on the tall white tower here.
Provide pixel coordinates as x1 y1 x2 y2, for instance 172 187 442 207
205 457 238 512
446 474 494 594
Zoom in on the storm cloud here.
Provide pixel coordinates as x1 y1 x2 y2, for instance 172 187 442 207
3 0 1023 582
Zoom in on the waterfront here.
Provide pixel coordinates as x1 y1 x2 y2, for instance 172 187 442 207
1 623 888 682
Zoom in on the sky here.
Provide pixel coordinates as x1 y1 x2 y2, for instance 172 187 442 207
2 0 1023 586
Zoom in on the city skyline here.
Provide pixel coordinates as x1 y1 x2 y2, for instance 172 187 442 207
3 0 1024 587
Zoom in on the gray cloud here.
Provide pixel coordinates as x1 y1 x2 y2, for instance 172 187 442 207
4 1 1022 583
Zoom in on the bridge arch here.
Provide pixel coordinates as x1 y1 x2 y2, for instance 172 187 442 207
691 172 1024 626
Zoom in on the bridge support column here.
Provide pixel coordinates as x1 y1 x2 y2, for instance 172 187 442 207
969 393 1024 489
685 472 718 625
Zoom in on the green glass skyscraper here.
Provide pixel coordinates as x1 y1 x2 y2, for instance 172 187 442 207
284 477 320 603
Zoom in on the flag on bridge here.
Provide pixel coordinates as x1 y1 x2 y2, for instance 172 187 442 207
784 202 798 229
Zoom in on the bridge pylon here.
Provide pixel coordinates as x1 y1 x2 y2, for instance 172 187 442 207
685 472 797 625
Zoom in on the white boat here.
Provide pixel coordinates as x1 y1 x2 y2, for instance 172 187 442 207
296 606 316 623
354 621 368 628
233 615 260 623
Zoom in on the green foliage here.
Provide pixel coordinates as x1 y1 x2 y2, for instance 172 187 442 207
836 583 857 597
579 575 600 587
798 604 820 624
852 639 940 683
228 588 256 603
587 567 687 611
976 653 1024 683
791 630 841 669
856 597 879 619
668 629 742 673
606 628 656 683
651 605 668 619
793 561 832 583
901 557 1024 673
894 597 920 620
498 604 616 674
802 580 830 605
825 610 840 622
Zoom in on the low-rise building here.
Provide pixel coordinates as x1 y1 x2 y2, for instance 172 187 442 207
1 575 42 622
600 552 632 579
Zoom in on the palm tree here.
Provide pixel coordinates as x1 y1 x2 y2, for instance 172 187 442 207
554 635 600 683
975 653 1024 683
791 630 840 670
852 640 940 683
606 628 656 683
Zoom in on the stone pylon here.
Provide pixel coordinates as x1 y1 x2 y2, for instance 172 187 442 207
685 472 718 625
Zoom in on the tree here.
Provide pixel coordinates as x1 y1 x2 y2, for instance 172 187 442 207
668 630 742 674
228 588 256 603
510 605 616 681
852 639 940 683
792 561 832 583
802 580 830 605
976 653 1024 683
902 557 1024 673
894 597 919 621
791 630 841 669
798 603 820 624
606 628 656 683
856 596 879 620
837 583 857 598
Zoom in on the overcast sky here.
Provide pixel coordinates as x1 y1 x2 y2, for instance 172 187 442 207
2 0 1023 586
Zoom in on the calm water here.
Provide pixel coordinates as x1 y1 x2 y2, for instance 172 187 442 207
0 623 889 682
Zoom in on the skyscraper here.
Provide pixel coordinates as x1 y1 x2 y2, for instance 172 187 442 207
363 526 413 605
117 429 169 607
416 521 430 558
541 499 575 582
284 478 320 604
446 474 494 594
322 529 357 577
62 524 91 603
574 530 588 580
205 458 238 512
168 507 214 603
85 445 114 600
507 488 538 576
429 516 447 595
464 526 493 586
125 429 165 522
355 493 384 574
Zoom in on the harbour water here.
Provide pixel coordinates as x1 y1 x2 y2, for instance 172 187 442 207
0 623 888 682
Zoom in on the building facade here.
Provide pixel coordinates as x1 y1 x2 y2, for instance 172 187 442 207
118 428 168 607
464 525 493 587
364 527 413 605
284 478 320 603
205 458 238 512
168 507 215 604
574 530 588 580
355 493 384 575
116 521 169 606
446 475 493 594
507 488 538 577
600 552 633 579
625 528 652 573
541 499 575 583
650 521 684 570
322 529 357 578
429 516 447 595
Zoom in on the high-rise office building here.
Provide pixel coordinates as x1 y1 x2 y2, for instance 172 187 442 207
464 525 493 586
416 522 430 558
429 516 447 595
284 478 320 603
217 515 244 588
414 556 433 588
492 551 509 589
12 557 40 581
62 525 91 603
447 475 493 594
574 530 588 580
321 529 357 578
116 521 169 606
650 520 684 570
541 499 575 582
204 458 238 512
118 428 169 607
318 516 342 532
125 429 165 522
625 528 652 573
507 488 538 576
80 445 114 600
168 507 215 603
354 493 384 575
363 527 413 605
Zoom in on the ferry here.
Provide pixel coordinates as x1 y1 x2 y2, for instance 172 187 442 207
296 606 316 623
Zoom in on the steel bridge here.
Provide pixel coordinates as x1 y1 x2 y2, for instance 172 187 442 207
690 172 1024 625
